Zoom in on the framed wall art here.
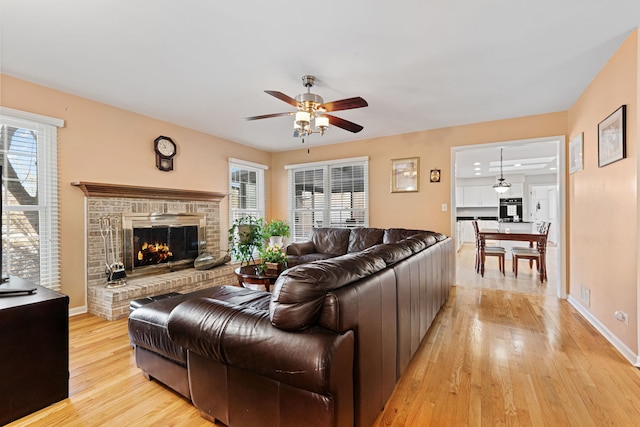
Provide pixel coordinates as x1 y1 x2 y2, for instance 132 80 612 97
391 157 419 193
569 132 583 174
598 105 626 167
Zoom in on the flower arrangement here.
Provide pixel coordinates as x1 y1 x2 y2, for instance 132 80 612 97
259 243 288 265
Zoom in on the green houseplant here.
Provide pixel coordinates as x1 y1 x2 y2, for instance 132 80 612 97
228 216 265 266
264 219 290 246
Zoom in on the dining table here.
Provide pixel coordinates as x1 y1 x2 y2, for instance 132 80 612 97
477 229 548 281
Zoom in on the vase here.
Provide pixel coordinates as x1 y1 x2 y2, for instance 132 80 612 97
269 236 283 246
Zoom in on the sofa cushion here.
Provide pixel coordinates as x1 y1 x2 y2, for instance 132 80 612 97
287 252 337 267
311 228 351 255
270 252 386 331
128 286 270 365
406 233 438 247
361 243 413 265
383 228 425 244
347 227 384 253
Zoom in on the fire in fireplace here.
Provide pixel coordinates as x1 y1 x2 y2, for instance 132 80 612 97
122 213 206 276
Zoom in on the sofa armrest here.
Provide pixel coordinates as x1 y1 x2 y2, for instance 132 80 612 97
167 297 354 395
286 241 316 256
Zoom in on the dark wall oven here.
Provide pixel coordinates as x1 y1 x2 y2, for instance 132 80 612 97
499 198 523 222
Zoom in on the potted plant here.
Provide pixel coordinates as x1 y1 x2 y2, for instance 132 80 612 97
228 216 265 266
258 242 287 274
264 219 290 246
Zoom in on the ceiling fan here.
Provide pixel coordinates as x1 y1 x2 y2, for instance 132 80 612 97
245 75 368 139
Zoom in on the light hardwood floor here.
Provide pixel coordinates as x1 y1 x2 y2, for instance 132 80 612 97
10 246 640 426
455 242 559 296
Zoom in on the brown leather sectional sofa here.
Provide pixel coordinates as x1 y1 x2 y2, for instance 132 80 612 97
128 227 453 427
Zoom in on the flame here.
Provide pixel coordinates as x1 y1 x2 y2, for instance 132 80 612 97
136 241 173 265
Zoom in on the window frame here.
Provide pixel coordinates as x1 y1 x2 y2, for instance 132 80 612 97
0 107 63 290
286 156 369 242
228 158 268 259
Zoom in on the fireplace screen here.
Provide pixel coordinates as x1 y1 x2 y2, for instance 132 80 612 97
134 225 199 267
122 213 206 275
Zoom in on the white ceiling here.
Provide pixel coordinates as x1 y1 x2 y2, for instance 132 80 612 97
455 140 559 179
1 1 639 154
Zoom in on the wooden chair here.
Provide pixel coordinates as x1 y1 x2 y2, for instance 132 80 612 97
472 220 506 275
511 221 547 269
512 222 551 281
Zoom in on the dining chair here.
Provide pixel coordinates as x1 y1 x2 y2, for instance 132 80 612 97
511 221 547 269
512 222 551 281
472 220 506 275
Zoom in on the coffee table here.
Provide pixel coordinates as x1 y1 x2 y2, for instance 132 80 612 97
234 265 281 292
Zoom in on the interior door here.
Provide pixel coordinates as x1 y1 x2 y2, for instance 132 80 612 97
529 185 557 243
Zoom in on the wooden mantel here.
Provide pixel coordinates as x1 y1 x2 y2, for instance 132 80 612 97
71 181 227 202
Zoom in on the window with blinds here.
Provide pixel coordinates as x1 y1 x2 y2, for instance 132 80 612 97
229 157 267 219
1 109 61 290
287 157 369 242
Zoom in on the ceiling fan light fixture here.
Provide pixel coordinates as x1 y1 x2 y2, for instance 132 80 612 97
245 75 368 143
295 111 310 126
315 115 329 131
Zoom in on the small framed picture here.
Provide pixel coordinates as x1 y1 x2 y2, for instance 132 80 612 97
430 169 441 183
391 157 419 193
569 133 583 174
598 105 626 167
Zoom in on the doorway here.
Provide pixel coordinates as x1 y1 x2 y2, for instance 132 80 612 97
450 136 566 298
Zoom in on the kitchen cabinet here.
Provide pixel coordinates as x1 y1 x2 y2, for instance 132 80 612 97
459 185 498 207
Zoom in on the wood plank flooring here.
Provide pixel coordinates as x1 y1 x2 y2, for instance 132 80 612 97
10 245 640 426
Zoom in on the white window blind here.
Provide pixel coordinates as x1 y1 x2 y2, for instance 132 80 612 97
287 157 369 242
1 110 62 290
229 159 267 262
229 159 267 223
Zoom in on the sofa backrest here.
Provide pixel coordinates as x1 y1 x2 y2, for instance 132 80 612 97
311 227 352 255
347 227 384 252
383 228 445 244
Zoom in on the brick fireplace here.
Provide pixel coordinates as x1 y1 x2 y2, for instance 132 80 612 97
73 182 237 320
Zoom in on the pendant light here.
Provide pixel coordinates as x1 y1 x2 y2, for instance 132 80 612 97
493 148 511 193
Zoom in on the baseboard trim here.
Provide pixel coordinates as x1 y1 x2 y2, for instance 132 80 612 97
69 305 88 317
567 295 639 367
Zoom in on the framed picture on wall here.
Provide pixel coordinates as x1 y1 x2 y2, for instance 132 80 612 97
569 132 583 174
391 157 419 193
598 105 626 167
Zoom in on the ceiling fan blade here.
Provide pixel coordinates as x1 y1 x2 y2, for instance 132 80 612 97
265 90 299 107
326 114 364 133
319 97 368 112
245 112 293 121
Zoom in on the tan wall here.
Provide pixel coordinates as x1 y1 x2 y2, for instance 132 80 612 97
1 74 272 311
271 112 567 238
567 30 639 352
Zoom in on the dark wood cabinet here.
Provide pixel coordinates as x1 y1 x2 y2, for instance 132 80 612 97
0 277 69 425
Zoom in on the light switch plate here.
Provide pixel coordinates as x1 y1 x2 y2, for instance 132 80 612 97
441 203 448 212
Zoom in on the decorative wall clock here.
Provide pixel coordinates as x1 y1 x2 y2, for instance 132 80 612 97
154 136 177 171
